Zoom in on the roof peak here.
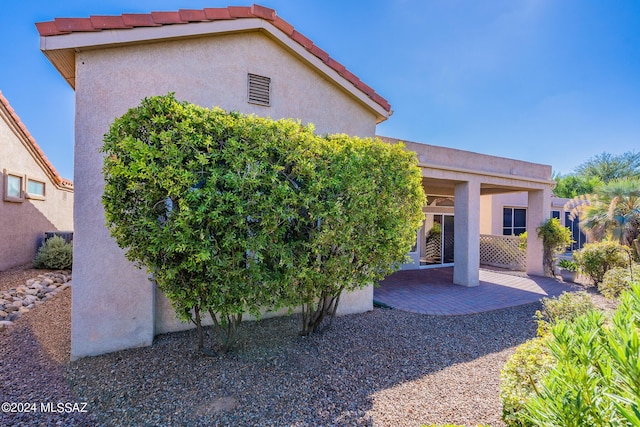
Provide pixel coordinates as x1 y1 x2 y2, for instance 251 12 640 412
0 90 73 190
36 4 390 113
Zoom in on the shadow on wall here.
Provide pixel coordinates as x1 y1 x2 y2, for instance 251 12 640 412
0 190 61 271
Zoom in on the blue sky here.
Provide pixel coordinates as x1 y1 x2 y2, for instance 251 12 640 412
1 1 639 180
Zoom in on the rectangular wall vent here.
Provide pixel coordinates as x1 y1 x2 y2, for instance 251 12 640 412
248 73 271 106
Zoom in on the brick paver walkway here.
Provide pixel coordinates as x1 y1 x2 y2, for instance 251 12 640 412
374 267 580 315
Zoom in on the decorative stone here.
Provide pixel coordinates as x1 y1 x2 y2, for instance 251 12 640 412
0 271 71 328
0 320 14 329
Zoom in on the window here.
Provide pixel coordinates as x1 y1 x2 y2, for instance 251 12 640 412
503 207 526 236
247 73 271 106
26 179 45 199
552 210 561 220
3 170 24 202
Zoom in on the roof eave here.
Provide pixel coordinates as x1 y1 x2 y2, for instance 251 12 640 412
38 17 391 122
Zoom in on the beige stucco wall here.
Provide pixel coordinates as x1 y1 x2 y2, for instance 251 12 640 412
72 30 378 358
0 109 73 271
481 192 571 236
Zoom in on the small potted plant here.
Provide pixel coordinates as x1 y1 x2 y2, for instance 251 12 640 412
557 259 578 283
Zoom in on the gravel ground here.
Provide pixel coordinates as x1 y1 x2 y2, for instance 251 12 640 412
4 269 600 426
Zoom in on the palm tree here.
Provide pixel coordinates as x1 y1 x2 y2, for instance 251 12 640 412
569 178 640 246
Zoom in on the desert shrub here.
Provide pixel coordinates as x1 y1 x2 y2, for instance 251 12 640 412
524 284 640 426
573 240 630 285
534 291 596 337
500 337 554 427
599 264 639 299
33 235 72 270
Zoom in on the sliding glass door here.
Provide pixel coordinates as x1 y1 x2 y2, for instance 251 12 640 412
422 214 454 266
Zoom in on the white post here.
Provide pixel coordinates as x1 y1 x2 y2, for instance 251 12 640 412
526 188 551 276
454 180 481 287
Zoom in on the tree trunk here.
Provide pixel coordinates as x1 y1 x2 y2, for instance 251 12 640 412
300 291 340 335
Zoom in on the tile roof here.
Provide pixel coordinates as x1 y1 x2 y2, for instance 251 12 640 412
35 4 391 113
0 90 73 190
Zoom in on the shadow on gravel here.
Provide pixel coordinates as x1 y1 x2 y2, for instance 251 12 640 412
0 315 96 426
66 302 539 426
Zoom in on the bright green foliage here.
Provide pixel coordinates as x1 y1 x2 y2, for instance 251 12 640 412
573 241 631 285
288 134 426 334
575 151 640 183
102 94 321 352
500 337 554 427
33 235 73 270
557 259 578 272
534 291 596 337
524 284 640 427
501 292 595 426
536 218 573 277
600 265 639 299
101 94 426 350
553 173 603 198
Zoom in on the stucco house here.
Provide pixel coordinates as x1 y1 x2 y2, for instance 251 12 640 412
37 4 555 359
0 90 73 271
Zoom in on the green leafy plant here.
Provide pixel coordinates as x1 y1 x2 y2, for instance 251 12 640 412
536 218 573 277
573 241 630 285
500 337 554 427
557 259 578 272
33 235 73 270
524 284 640 426
101 94 426 352
534 291 596 337
518 231 528 252
599 265 639 299
287 134 425 335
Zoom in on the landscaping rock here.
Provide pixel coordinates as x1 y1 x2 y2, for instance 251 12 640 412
0 271 71 328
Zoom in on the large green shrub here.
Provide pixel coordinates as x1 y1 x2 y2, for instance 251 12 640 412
524 284 640 426
289 134 425 334
599 264 639 299
573 241 631 285
102 94 425 352
536 218 573 277
33 235 73 270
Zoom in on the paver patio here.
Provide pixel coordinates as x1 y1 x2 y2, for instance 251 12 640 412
374 267 580 315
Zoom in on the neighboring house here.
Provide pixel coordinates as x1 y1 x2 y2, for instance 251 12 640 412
36 4 554 359
0 90 73 271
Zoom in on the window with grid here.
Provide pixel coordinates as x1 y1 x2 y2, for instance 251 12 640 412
503 207 527 236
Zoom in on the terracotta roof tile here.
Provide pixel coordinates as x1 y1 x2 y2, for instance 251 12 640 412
35 21 65 36
309 44 330 62
272 16 294 35
227 6 253 18
203 8 233 20
250 4 276 21
121 13 162 27
90 15 131 30
178 9 208 22
150 11 186 25
35 4 391 113
0 91 73 190
54 18 99 33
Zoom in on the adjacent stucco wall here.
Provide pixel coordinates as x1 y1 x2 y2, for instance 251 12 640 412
0 109 73 271
483 192 571 236
72 30 378 358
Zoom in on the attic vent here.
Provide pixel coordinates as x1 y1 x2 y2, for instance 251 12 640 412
248 73 271 106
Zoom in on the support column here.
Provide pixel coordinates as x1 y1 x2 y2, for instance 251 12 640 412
454 180 481 287
526 188 551 276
